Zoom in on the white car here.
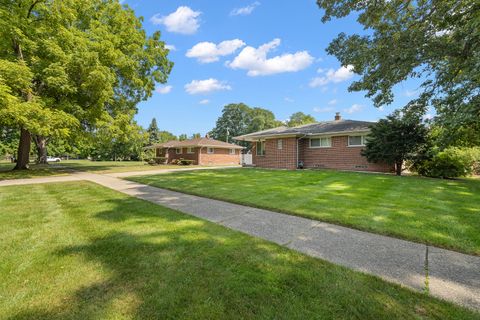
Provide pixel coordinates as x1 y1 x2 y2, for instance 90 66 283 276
47 156 61 162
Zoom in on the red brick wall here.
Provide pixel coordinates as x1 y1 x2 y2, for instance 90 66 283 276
198 147 241 165
250 136 392 173
299 136 392 172
157 147 199 164
251 138 297 170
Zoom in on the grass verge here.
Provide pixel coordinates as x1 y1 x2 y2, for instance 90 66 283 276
0 181 477 319
129 168 480 255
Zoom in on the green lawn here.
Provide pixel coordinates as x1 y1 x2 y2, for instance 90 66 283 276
129 169 480 256
0 160 207 180
0 182 476 319
0 162 72 180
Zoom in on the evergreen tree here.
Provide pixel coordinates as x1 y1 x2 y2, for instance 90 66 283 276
147 118 160 144
362 109 428 176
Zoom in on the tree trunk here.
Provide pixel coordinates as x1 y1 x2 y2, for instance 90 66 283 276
14 128 31 170
12 40 33 170
395 160 403 176
34 135 48 164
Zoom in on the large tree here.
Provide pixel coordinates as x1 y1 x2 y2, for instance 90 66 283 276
362 109 428 176
210 103 283 145
210 103 252 144
316 0 479 146
248 108 283 133
158 131 177 143
286 112 316 127
0 0 172 169
91 112 148 161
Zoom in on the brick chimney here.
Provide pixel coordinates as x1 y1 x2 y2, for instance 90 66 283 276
334 112 341 121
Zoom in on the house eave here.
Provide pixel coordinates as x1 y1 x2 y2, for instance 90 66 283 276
234 129 370 141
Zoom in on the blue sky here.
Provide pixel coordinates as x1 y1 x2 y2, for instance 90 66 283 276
125 1 422 136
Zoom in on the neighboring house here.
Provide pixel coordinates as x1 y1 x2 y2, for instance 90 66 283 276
234 113 392 172
152 136 243 165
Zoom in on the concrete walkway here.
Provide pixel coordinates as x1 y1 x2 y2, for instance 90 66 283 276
1 172 479 310
106 165 241 178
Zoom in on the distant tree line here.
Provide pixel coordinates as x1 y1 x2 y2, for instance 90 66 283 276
208 103 317 146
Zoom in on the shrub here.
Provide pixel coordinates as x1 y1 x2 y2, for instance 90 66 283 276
416 147 480 178
148 157 167 165
177 158 195 165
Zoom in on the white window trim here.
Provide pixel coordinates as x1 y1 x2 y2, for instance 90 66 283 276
256 141 265 156
348 135 367 147
229 148 235 155
277 139 283 150
207 147 214 154
187 147 195 154
309 137 332 148
175 148 182 154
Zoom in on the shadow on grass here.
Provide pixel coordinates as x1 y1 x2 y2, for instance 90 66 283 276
6 194 477 319
130 168 480 255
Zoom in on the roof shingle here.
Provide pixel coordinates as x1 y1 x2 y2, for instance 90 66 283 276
234 119 374 141
153 137 244 149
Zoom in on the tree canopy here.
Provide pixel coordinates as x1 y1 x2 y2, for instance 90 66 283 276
362 110 428 175
209 103 283 145
316 0 479 146
0 0 173 168
286 112 316 127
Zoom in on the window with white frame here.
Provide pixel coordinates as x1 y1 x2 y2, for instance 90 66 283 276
309 137 331 148
175 148 182 154
229 148 235 155
348 135 367 146
187 147 194 154
256 141 265 156
207 147 214 154
277 139 283 150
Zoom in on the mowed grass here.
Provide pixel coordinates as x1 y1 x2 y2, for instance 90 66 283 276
0 160 204 180
129 169 480 255
1 182 477 319
0 162 72 180
61 160 157 173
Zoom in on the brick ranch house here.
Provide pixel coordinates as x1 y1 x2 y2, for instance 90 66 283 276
151 136 244 165
234 113 393 172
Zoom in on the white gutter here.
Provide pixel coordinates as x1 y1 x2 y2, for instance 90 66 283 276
235 130 371 142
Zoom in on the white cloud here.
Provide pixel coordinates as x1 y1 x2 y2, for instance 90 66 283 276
327 99 338 106
344 104 363 114
199 99 210 105
284 97 294 103
313 106 334 113
185 79 231 95
186 39 245 63
230 1 260 16
227 38 314 76
309 65 355 87
156 85 172 94
150 6 201 35
404 89 419 97
165 44 177 51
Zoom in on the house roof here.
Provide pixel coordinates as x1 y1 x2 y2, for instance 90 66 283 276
152 137 244 149
234 119 374 141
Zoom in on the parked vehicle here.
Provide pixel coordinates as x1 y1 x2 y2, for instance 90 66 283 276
46 156 61 162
